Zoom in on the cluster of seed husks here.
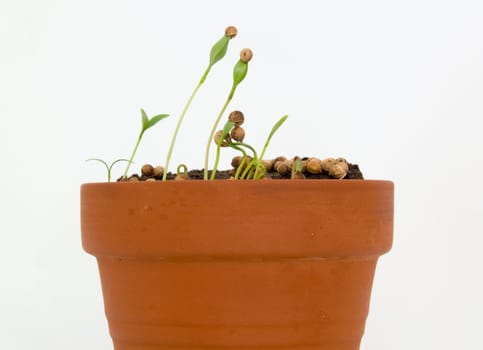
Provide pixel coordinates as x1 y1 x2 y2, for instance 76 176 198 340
214 110 246 146
125 163 192 181
231 156 351 179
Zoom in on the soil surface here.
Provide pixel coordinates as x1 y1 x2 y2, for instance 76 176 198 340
121 163 363 181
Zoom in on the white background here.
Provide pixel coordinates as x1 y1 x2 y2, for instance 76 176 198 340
1 0 482 349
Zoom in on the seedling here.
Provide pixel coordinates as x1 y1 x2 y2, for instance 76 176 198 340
204 48 253 180
254 115 288 179
162 26 237 181
122 109 169 179
175 164 190 180
86 158 131 182
291 156 304 179
212 113 288 180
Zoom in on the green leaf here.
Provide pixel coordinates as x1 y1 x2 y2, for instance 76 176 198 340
209 35 230 67
268 115 288 139
86 158 108 169
108 158 132 172
217 120 235 147
147 114 169 129
233 60 248 87
222 120 235 135
141 109 149 129
259 115 288 161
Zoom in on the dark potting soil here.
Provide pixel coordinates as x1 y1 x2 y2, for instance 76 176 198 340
122 163 363 181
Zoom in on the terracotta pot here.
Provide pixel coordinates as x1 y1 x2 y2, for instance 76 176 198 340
81 180 393 350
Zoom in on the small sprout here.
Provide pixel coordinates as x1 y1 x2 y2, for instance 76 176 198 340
306 157 322 174
211 120 236 180
321 157 336 172
141 164 154 177
230 126 245 142
240 48 253 63
163 26 237 180
205 49 253 179
123 109 169 179
152 166 164 178
225 26 238 38
291 157 304 179
228 110 244 126
175 164 190 180
86 158 131 182
214 129 232 147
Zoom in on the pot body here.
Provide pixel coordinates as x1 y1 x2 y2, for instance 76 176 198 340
81 180 393 350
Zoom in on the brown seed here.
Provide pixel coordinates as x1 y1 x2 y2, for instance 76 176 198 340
231 156 242 168
321 157 336 172
301 159 308 173
329 163 347 179
230 126 245 142
225 25 238 38
240 48 253 63
152 166 164 177
262 159 274 172
275 159 292 176
292 172 306 180
306 158 322 174
145 178 156 182
213 130 231 146
335 158 349 172
128 175 139 182
273 156 287 168
228 110 244 126
175 173 190 181
141 164 154 177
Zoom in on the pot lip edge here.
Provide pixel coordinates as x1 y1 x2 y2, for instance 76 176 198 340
81 179 394 188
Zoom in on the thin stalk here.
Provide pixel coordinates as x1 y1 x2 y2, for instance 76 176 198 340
163 67 210 180
204 86 236 179
123 131 144 179
210 136 225 180
229 144 247 180
233 142 258 179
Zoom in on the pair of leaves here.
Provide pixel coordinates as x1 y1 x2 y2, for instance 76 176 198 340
86 158 131 182
141 109 169 133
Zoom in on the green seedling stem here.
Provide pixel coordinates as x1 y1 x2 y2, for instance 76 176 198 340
228 144 248 180
123 109 169 179
177 163 188 176
291 156 302 179
211 120 235 180
163 32 235 180
254 115 289 179
204 58 250 180
86 158 131 182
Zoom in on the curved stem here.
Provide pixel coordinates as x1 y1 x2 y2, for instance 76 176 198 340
123 131 144 179
232 142 258 180
240 157 258 179
232 142 258 160
204 85 236 180
227 144 246 180
163 67 210 180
